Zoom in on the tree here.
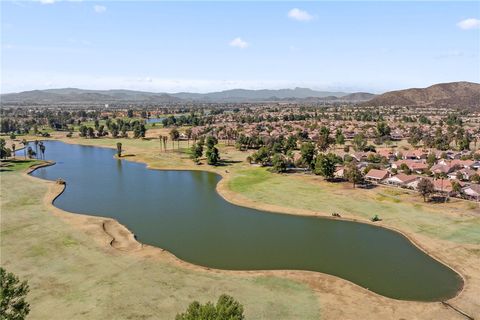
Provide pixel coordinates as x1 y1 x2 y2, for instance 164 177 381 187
271 153 288 173
116 142 122 157
206 147 220 165
27 147 36 159
300 142 315 169
34 140 39 158
417 178 434 202
39 142 45 160
285 135 297 151
204 136 220 165
133 123 146 138
21 139 27 159
185 128 193 146
190 142 203 163
79 125 88 137
314 153 337 180
0 267 30 320
0 139 12 160
399 163 411 175
376 122 391 138
471 174 480 184
352 133 367 151
176 294 244 320
205 136 218 150
344 162 363 188
252 146 270 165
452 181 462 194
335 129 345 146
87 127 95 139
426 153 437 167
316 126 332 151
169 128 180 149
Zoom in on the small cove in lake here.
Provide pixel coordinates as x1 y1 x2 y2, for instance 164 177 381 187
28 140 463 301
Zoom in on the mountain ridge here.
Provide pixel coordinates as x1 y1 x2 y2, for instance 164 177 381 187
364 81 480 108
0 87 370 104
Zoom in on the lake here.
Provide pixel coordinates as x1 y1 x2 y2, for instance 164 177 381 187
28 140 463 301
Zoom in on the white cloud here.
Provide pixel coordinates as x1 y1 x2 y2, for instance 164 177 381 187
94 5 107 13
229 37 249 49
38 0 57 4
288 8 313 22
457 18 480 30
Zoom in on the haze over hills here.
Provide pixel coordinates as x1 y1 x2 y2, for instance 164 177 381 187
0 87 370 105
365 81 480 108
1 82 478 107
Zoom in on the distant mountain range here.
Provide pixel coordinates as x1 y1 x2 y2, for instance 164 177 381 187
1 82 478 107
0 87 373 105
365 81 480 108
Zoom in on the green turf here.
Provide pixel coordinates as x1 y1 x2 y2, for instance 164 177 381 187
0 159 43 172
229 167 480 245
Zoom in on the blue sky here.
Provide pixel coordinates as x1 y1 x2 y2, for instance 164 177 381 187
1 1 479 93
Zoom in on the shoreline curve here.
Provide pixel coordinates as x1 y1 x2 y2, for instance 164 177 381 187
22 144 467 304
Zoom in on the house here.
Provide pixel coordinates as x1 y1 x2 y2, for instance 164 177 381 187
463 184 480 201
377 149 396 161
390 131 404 141
365 169 389 183
471 161 480 170
385 174 420 188
450 159 474 169
432 179 454 195
403 149 427 160
350 152 369 162
431 163 454 175
392 160 428 174
447 168 477 181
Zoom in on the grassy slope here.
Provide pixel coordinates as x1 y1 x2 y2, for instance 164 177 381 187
0 159 43 172
228 167 480 245
0 171 320 319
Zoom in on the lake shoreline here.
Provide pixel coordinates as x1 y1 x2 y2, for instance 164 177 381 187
23 140 468 306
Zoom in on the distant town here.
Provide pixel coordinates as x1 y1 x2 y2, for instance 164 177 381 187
2 86 480 203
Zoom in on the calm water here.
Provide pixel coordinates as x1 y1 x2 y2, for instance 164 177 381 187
146 118 165 124
29 141 463 301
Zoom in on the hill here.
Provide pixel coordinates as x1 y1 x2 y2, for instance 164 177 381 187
0 88 182 105
365 82 480 108
0 87 368 105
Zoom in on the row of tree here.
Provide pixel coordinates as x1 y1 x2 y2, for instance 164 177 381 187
190 136 220 165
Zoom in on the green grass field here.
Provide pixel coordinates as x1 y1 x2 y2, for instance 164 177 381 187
228 167 480 245
0 159 43 172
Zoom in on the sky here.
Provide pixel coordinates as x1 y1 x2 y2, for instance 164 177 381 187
1 1 479 94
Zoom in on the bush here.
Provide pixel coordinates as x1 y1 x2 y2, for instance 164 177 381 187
176 294 244 320
0 267 30 320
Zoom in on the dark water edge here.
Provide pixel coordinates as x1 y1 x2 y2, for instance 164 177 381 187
26 140 463 301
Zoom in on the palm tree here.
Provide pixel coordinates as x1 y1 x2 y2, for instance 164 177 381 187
116 142 122 157
39 142 46 160
185 128 192 147
169 128 180 150
21 139 27 159
34 140 39 159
